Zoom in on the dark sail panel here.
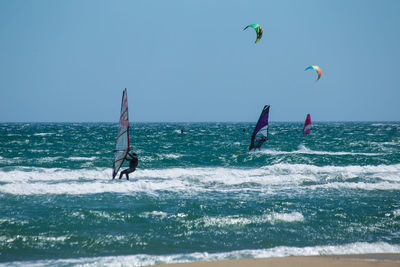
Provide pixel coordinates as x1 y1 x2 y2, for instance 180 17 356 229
249 105 270 151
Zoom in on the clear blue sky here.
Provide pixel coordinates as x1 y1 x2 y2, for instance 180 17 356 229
1 0 399 122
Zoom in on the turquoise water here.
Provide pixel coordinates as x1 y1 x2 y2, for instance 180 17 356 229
1 122 400 266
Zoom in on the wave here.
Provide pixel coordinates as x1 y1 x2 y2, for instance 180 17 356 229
310 181 400 191
1 163 400 195
258 145 383 156
33 132 56 136
0 156 61 165
68 156 97 161
155 153 182 160
198 212 304 227
2 242 399 266
139 211 304 226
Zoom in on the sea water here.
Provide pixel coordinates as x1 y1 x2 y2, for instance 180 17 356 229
0 122 399 266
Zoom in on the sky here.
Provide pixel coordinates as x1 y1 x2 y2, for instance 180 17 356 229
0 0 399 122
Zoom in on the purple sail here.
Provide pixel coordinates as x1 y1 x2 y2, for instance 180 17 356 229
249 105 270 151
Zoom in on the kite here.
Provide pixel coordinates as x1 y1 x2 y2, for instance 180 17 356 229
305 65 322 81
243 24 263 43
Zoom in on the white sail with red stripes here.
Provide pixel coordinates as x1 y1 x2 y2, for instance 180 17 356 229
112 88 130 179
303 114 312 135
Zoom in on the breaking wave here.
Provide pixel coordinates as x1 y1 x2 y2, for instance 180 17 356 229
1 163 399 195
259 145 383 156
2 242 399 267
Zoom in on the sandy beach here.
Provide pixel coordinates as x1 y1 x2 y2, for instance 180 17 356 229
154 254 400 267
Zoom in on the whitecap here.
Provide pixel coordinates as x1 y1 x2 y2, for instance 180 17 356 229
33 132 55 136
200 212 304 228
258 145 382 156
0 164 399 195
68 156 97 161
2 242 399 267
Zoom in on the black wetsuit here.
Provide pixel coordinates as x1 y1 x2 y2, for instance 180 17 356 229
119 154 138 180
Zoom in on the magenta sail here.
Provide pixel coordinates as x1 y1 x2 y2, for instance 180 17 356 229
303 114 312 135
249 105 270 151
112 88 130 179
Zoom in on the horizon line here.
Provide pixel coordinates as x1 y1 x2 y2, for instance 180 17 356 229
0 120 399 124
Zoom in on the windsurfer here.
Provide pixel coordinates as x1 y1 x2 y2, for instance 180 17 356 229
119 152 138 180
249 105 270 151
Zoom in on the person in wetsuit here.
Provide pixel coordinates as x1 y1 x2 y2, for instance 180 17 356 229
119 152 138 180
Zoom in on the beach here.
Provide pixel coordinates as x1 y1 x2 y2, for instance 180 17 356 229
155 254 400 267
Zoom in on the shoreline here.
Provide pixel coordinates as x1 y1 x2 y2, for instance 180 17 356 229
154 254 400 267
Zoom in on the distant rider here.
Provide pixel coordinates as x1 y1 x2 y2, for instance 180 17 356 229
119 152 138 180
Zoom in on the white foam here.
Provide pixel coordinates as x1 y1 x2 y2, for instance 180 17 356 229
68 156 97 161
0 156 62 164
259 145 382 156
0 217 29 226
0 174 188 195
139 211 169 219
157 153 182 159
3 242 399 267
200 212 304 227
393 209 400 218
386 209 400 218
1 163 399 195
88 210 115 221
28 149 51 153
0 167 109 186
37 157 61 163
310 181 400 191
33 132 55 136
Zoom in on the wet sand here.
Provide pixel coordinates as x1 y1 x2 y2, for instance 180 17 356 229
154 254 400 267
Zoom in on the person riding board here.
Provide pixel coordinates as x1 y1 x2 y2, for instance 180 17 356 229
119 152 138 180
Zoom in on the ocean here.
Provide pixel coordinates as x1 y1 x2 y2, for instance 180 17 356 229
1 122 400 266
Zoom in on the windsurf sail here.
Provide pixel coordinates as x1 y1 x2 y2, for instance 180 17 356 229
112 88 130 179
303 114 312 135
249 105 270 151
